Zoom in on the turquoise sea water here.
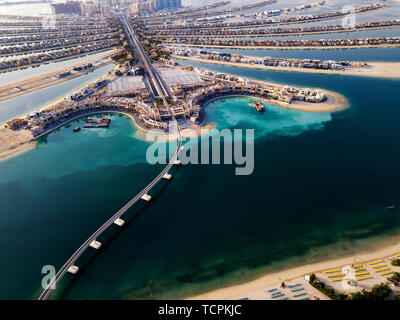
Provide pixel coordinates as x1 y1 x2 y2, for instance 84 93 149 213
1 68 400 299
205 96 331 138
1 0 400 301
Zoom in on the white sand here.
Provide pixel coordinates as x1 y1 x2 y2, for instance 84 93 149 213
0 127 35 161
188 242 400 300
174 56 400 79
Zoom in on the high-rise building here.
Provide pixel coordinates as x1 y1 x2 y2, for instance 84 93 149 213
130 1 139 15
129 0 180 15
80 1 101 16
51 1 82 14
100 4 113 17
130 0 157 15
155 0 181 11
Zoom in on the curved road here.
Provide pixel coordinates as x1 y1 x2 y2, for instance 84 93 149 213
38 15 182 300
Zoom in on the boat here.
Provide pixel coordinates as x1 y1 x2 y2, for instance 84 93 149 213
73 127 81 132
83 117 111 129
251 101 265 112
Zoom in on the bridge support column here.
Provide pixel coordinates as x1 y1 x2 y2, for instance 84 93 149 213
114 218 125 227
90 240 102 250
163 173 172 180
67 266 79 275
141 194 152 202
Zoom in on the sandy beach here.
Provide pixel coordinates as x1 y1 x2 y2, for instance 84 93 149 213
0 126 34 161
0 60 348 160
0 59 117 161
276 89 348 113
174 55 400 79
188 239 400 300
199 70 349 113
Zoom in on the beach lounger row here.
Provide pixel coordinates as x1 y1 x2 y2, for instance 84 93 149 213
238 297 249 300
331 277 344 282
279 297 288 300
379 270 393 276
267 288 277 292
271 293 285 299
371 263 387 269
368 259 384 265
374 267 390 273
327 273 345 278
356 275 373 281
300 297 310 300
323 268 342 274
290 287 304 292
287 283 301 288
353 264 363 268
355 271 369 276
293 292 307 298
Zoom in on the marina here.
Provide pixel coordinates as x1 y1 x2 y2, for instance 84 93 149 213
82 117 111 128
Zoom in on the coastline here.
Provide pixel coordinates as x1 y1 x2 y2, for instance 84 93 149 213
0 70 348 161
157 25 400 38
151 6 390 31
0 50 116 102
187 234 400 300
0 62 117 161
267 89 348 113
0 47 114 74
0 126 35 161
174 55 400 79
167 43 400 50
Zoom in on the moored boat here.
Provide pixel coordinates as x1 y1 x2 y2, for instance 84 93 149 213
251 101 265 112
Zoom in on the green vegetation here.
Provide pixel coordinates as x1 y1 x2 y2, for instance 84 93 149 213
112 51 129 64
349 283 392 300
389 272 400 284
309 274 347 300
392 259 400 267
309 274 400 300
112 50 138 65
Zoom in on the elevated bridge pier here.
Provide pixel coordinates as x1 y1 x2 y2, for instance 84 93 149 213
163 173 172 180
67 266 79 275
90 240 102 250
114 218 125 227
141 194 152 202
